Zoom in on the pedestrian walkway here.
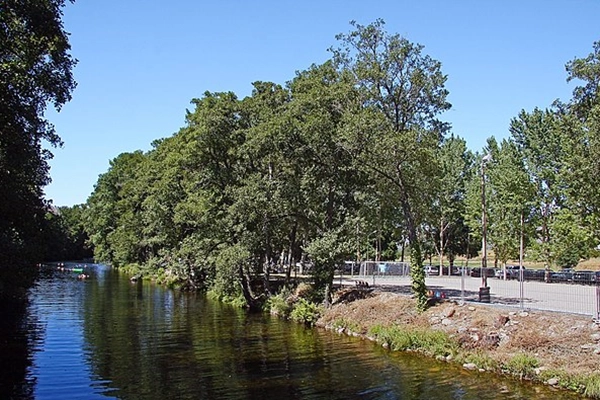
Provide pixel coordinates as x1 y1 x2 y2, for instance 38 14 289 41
341 274 600 318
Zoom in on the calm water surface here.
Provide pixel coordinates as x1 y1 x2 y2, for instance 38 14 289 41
1 263 582 399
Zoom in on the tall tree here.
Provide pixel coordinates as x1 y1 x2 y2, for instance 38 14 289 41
331 19 451 310
486 138 536 274
285 62 363 305
0 0 76 270
427 135 472 274
85 151 146 266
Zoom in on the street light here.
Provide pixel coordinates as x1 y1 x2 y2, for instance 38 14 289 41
479 153 492 303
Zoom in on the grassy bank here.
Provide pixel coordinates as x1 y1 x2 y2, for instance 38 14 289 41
316 289 600 399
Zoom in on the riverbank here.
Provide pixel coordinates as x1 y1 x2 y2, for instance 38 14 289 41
316 288 600 398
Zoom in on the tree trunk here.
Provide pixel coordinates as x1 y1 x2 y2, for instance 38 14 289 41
439 218 444 276
239 264 260 311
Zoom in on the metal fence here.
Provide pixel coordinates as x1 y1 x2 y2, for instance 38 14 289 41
343 261 600 320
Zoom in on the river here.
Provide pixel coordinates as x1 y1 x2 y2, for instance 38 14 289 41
0 263 581 399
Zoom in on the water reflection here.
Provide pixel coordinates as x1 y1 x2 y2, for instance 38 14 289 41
5 264 584 399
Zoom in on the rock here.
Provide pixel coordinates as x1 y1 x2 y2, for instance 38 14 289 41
444 308 456 318
463 363 477 370
468 306 476 311
518 311 529 317
495 315 510 328
509 312 517 316
591 333 600 341
441 318 452 326
445 354 453 362
547 378 559 386
581 344 593 350
483 332 500 346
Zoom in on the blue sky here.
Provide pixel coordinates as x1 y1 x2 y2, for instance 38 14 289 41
45 0 600 206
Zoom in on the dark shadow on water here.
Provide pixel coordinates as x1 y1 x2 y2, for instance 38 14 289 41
0 294 36 400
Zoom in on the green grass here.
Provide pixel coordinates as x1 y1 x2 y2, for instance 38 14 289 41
503 353 539 380
368 324 458 358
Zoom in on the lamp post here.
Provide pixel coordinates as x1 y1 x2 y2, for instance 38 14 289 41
479 153 492 302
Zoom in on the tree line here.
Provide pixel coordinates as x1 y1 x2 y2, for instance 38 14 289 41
81 21 600 310
0 0 83 295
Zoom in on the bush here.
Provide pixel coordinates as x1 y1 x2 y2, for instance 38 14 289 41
290 298 322 326
207 289 247 308
268 289 294 318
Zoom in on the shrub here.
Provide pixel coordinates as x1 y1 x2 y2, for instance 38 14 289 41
268 290 293 318
290 298 322 326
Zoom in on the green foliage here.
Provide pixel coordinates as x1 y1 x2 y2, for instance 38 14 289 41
267 289 294 318
331 318 360 333
504 353 539 380
0 0 76 266
368 324 457 358
305 227 354 301
538 370 587 394
584 374 600 399
81 24 600 312
289 298 322 326
409 245 428 311
332 19 450 308
458 351 499 371
209 244 248 304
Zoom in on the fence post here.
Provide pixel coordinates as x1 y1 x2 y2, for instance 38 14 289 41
596 283 600 322
519 267 524 310
460 266 465 305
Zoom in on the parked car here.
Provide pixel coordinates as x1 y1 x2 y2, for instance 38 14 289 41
572 270 596 285
495 265 524 280
523 268 547 281
548 268 574 283
469 267 496 278
423 264 439 276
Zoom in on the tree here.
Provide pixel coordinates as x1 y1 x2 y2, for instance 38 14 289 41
286 62 364 305
0 0 76 271
331 19 451 310
485 138 536 275
85 151 146 266
427 135 473 274
562 41 600 244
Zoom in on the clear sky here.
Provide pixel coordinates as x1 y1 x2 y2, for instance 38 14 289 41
44 0 600 206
